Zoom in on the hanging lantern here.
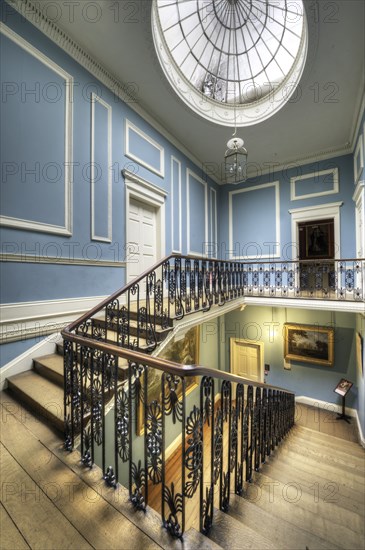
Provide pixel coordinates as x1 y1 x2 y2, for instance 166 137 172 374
224 136 247 184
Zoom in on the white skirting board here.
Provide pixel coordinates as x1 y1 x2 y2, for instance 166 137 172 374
0 295 109 344
0 332 62 391
296 395 365 448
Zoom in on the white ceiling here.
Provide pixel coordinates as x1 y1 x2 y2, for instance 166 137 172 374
47 0 364 179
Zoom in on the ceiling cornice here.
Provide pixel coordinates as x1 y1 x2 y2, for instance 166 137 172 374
6 0 361 186
6 0 216 182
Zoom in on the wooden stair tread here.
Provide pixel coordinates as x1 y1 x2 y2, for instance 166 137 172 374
0 502 30 550
283 437 365 472
228 494 338 550
259 457 365 517
0 442 92 549
34 353 64 386
250 470 364 549
274 446 365 490
7 371 64 432
207 508 277 549
293 425 364 455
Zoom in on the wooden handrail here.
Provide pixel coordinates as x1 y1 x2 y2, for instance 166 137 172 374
61 330 295 395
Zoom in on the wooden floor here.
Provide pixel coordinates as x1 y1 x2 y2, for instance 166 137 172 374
295 402 359 442
0 391 217 550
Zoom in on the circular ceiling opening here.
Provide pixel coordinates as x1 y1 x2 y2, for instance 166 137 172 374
152 0 308 126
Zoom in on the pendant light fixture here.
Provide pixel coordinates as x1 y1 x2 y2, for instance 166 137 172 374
224 2 247 184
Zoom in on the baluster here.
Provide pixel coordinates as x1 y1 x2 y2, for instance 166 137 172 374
261 388 267 465
200 376 215 534
235 384 244 495
129 360 146 510
247 385 254 481
220 380 231 511
266 389 272 457
63 340 74 451
162 373 185 538
254 387 261 472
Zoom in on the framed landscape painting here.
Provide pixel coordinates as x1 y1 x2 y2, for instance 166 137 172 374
284 323 334 367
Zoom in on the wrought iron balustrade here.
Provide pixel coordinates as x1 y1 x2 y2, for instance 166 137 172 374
70 255 364 353
62 334 294 538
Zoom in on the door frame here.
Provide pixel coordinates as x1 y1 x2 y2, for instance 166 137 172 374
230 338 265 383
123 170 167 283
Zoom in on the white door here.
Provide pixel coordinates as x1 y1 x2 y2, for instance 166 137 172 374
230 339 264 383
127 197 157 283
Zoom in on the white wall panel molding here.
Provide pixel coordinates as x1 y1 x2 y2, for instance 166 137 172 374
354 134 364 184
0 252 125 268
125 119 165 177
7 0 216 183
0 22 73 236
229 181 280 260
0 295 109 343
290 168 339 201
210 188 218 258
289 201 343 259
171 157 182 254
91 93 112 242
186 169 208 257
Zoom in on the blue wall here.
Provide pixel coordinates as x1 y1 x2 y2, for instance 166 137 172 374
224 306 358 409
218 154 356 260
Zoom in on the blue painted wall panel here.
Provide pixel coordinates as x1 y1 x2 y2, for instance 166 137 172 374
128 127 162 174
293 170 337 197
93 99 110 240
188 173 206 253
0 33 66 226
231 186 277 257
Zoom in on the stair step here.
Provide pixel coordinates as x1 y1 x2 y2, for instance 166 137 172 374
34 353 64 387
259 456 365 517
7 371 64 432
249 471 364 549
56 343 129 381
207 508 277 549
273 446 365 491
293 425 364 456
228 494 338 550
283 436 365 473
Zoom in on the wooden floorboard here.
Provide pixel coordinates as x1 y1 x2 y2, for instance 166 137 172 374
0 403 161 550
0 502 30 550
0 392 220 550
295 403 359 442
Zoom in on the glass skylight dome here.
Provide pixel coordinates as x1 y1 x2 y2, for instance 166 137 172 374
152 0 308 126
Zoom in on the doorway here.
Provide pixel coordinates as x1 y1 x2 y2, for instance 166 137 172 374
298 219 335 290
230 338 264 383
127 197 157 284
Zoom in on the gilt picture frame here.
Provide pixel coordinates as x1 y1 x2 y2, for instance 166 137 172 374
284 323 334 367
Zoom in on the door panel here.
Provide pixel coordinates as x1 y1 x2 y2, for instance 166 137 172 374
127 198 157 283
231 340 262 383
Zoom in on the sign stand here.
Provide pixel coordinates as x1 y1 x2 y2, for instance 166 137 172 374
333 378 353 424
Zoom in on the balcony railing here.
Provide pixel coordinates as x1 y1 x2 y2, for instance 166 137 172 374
70 255 364 352
62 254 362 538
62 335 294 538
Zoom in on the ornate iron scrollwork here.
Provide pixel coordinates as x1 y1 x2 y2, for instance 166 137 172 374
146 400 163 484
201 485 214 534
116 386 129 462
163 374 183 424
130 460 146 510
163 482 183 538
213 409 223 484
184 406 203 498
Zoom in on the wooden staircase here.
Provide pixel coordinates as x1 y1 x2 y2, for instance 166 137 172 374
204 424 364 550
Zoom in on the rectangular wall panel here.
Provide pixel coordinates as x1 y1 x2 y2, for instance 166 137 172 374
125 119 164 177
0 24 73 235
187 169 208 256
171 157 182 253
91 93 112 242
